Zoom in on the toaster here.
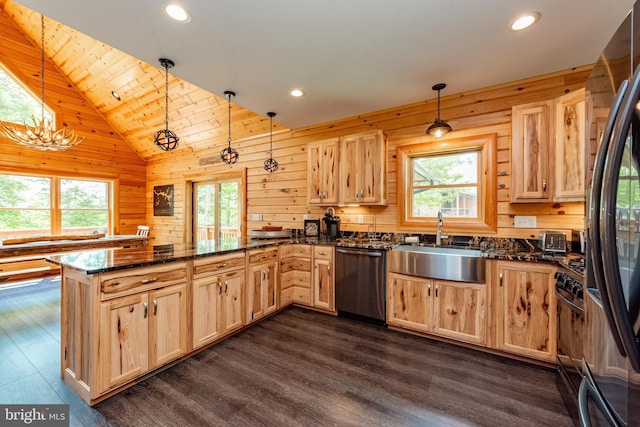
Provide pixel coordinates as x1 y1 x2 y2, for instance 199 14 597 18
540 231 567 254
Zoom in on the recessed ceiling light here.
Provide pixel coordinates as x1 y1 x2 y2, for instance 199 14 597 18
164 4 191 22
290 89 304 97
111 91 121 101
510 12 540 31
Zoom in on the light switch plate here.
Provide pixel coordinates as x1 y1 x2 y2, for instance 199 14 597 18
357 215 365 224
251 214 262 221
514 215 536 228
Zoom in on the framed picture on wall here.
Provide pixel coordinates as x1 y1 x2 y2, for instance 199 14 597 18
153 184 174 216
304 219 320 237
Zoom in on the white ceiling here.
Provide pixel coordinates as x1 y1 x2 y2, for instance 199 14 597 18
14 0 636 130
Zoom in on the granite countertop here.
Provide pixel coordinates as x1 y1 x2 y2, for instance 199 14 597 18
46 238 289 274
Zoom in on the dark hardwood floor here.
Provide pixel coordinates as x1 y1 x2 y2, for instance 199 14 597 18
0 276 577 427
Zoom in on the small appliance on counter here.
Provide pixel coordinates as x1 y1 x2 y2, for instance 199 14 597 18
540 231 567 255
322 207 340 239
571 229 585 254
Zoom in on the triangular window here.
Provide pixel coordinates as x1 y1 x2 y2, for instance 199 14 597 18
0 61 54 125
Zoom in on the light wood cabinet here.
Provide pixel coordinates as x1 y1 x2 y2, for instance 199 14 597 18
387 272 486 345
554 88 586 201
340 130 387 205
246 247 278 323
192 252 245 349
279 244 312 306
494 260 557 362
511 89 586 203
98 282 187 393
308 138 339 205
511 100 554 202
312 245 334 311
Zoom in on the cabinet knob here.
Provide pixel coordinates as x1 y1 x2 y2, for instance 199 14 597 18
428 284 431 297
435 284 439 298
143 302 148 318
225 281 228 293
542 179 547 192
499 273 503 287
153 299 157 316
218 282 222 295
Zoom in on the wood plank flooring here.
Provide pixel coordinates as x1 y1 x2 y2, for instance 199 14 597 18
0 277 577 427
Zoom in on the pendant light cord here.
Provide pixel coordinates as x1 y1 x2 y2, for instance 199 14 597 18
436 89 441 121
269 114 273 158
40 14 45 122
164 62 169 131
227 93 232 149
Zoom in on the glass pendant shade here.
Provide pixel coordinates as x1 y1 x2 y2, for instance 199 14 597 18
153 58 179 151
264 111 278 173
221 90 239 165
426 83 452 138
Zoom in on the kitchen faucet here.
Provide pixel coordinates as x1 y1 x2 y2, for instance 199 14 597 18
436 211 448 246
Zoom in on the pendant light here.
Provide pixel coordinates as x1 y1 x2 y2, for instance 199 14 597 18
0 14 84 151
426 83 452 138
220 90 239 165
153 58 179 151
264 112 278 173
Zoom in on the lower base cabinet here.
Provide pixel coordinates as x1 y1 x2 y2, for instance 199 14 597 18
246 247 278 323
494 260 557 362
387 272 487 346
98 282 187 393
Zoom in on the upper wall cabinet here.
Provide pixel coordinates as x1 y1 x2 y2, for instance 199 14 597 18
511 100 554 202
510 89 586 203
308 130 387 206
554 89 586 201
308 138 340 205
340 130 387 206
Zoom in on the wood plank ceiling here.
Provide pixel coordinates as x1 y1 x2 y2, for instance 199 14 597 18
0 0 280 161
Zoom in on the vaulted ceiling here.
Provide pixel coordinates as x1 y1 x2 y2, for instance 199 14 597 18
0 0 635 161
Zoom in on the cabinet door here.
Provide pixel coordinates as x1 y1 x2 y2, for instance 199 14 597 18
149 283 187 368
247 261 278 323
387 273 431 333
496 261 557 361
511 100 553 202
308 138 339 205
554 88 586 201
98 293 149 392
432 280 486 346
193 276 222 349
221 271 245 335
313 257 334 311
340 131 386 205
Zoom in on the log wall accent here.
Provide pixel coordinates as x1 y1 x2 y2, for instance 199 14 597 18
0 6 146 235
147 67 591 243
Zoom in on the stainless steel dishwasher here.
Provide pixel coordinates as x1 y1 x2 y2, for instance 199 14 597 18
335 247 387 326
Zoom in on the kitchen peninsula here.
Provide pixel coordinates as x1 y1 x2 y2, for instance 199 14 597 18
47 238 295 405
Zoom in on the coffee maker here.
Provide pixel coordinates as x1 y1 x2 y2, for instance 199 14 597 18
322 207 340 239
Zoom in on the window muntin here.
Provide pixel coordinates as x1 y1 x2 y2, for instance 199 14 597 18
397 134 497 233
411 151 480 219
0 173 112 240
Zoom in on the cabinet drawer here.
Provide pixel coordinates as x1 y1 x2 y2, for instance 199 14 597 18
193 252 245 278
280 244 311 258
248 247 278 264
293 286 311 305
100 262 186 299
280 258 311 273
280 287 294 307
314 245 333 260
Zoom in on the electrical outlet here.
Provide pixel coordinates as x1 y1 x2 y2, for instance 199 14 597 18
357 215 365 224
405 236 419 243
251 214 262 221
303 214 308 220
514 215 536 228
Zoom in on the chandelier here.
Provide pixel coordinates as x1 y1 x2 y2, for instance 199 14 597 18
0 14 84 151
220 90 239 165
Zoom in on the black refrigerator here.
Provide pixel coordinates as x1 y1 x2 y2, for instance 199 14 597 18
582 2 640 425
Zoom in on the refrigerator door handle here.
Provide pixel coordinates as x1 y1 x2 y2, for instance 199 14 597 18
602 64 640 372
589 78 629 357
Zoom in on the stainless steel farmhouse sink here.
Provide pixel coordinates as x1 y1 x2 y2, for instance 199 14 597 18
388 245 486 283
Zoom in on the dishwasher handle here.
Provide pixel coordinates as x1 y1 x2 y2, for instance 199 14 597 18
336 248 383 257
